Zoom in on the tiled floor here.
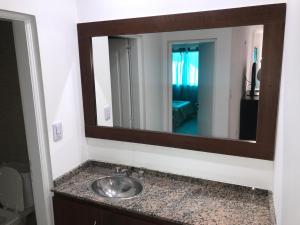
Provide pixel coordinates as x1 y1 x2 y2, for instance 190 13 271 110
174 116 198 135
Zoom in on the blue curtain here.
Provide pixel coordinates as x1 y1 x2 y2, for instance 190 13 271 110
172 51 199 86
172 50 199 104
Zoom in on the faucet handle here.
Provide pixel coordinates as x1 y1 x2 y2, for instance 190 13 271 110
121 168 128 175
115 167 121 174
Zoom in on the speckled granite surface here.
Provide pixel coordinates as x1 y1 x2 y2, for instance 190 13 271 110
52 161 275 225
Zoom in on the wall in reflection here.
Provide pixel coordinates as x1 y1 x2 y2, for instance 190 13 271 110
92 25 263 140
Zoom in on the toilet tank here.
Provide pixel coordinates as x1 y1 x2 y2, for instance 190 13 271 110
0 163 34 211
0 166 24 212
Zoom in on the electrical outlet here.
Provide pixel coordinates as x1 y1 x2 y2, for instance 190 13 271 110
52 122 63 142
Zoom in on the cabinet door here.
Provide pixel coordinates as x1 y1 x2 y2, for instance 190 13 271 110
53 196 103 225
103 210 160 225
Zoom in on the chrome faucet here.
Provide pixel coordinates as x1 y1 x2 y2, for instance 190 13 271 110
121 168 130 176
115 167 131 176
114 167 144 179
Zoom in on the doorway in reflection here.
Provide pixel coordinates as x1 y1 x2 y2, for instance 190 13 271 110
171 41 215 136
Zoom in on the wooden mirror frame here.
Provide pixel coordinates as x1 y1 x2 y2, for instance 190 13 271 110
77 4 286 160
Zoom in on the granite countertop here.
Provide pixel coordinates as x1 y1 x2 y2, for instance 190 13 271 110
52 161 275 225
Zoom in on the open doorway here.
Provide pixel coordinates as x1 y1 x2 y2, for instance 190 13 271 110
0 19 37 225
0 11 53 225
170 41 215 136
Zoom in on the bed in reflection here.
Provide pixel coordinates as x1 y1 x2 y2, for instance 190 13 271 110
172 100 197 131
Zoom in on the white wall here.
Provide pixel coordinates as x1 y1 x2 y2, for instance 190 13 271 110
75 0 288 191
141 33 164 131
0 0 86 179
273 79 285 224
77 0 285 22
88 138 273 189
273 0 300 224
197 42 215 136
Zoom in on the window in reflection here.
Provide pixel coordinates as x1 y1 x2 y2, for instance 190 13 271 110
172 50 199 86
172 44 200 135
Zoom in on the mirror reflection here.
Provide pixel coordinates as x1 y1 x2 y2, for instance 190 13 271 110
92 25 263 141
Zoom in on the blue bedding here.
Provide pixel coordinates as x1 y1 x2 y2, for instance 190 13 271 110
172 100 190 109
172 100 196 129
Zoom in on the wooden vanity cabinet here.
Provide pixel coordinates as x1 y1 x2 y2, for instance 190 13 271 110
103 211 160 225
53 195 103 225
53 194 177 225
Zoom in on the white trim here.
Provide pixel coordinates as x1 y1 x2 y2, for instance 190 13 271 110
166 42 173 132
1 10 54 225
136 37 146 129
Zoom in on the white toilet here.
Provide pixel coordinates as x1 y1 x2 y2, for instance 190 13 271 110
0 164 34 225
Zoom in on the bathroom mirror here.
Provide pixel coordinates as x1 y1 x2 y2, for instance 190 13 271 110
92 25 264 141
78 4 285 160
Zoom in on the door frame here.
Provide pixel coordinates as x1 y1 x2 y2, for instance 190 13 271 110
0 10 54 225
166 39 216 133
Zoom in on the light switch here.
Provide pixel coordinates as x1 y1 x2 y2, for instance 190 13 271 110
52 122 63 142
104 105 111 121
